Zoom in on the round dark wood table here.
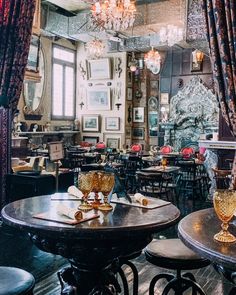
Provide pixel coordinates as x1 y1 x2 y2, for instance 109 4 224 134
178 208 236 294
1 194 180 295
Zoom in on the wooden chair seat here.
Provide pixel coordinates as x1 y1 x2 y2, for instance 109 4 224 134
0 266 35 295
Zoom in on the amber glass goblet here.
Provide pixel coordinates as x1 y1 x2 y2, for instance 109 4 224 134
213 189 236 243
98 172 115 211
161 158 167 170
78 172 94 211
91 171 103 209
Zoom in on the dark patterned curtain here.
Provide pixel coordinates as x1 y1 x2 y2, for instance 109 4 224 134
0 0 36 207
202 0 236 186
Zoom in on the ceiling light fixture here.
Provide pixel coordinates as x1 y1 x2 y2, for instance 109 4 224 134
144 47 161 74
85 38 105 58
159 25 183 47
91 0 137 32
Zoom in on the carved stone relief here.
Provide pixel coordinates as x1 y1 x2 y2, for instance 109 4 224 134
162 76 219 151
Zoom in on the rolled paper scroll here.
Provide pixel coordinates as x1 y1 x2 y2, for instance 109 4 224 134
56 204 83 220
67 186 83 199
133 193 149 206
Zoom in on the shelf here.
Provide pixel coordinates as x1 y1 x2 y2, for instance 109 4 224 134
18 131 79 136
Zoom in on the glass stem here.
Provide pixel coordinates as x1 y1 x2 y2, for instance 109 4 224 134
221 222 229 232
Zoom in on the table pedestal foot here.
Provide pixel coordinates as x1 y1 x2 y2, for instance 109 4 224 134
58 259 122 295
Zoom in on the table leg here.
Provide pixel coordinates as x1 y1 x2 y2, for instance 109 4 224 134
58 259 122 295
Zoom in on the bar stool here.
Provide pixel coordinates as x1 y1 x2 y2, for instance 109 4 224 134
0 266 35 295
145 239 210 295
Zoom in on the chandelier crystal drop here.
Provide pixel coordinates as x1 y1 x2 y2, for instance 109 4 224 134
159 25 183 47
85 38 105 58
144 47 161 74
91 0 137 31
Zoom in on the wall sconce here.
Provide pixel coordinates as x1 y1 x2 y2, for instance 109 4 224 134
191 49 204 72
129 52 138 72
115 103 122 110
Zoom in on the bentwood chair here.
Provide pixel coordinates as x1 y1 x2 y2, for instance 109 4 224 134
136 172 171 201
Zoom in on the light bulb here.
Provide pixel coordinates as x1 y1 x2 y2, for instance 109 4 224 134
130 64 137 72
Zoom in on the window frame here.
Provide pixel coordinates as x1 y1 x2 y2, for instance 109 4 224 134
51 44 76 120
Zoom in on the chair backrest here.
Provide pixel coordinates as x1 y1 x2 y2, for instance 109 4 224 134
131 143 142 153
136 172 167 198
180 147 195 158
176 160 197 181
160 145 173 154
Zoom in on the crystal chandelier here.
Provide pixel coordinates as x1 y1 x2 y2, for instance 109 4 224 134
144 47 161 74
159 25 183 47
91 0 137 31
85 38 105 58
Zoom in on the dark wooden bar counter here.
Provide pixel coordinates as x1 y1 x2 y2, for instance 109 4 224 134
1 194 180 295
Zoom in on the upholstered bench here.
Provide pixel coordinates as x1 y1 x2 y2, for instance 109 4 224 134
145 239 210 295
0 267 35 295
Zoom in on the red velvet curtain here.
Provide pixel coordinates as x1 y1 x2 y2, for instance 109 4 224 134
202 0 236 187
0 0 35 207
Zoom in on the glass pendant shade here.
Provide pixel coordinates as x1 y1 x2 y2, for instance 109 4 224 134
85 38 105 58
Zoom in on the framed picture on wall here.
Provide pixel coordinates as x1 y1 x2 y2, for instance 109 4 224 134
82 115 100 132
132 127 145 140
106 138 120 149
133 107 144 123
87 58 111 80
160 93 169 104
105 117 120 131
87 87 111 111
